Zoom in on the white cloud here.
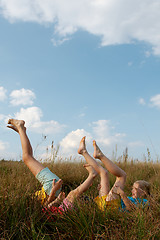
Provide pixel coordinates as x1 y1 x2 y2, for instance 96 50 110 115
31 120 66 134
51 36 70 46
59 120 126 158
145 51 151 58
91 120 125 146
0 141 18 159
10 88 36 106
59 129 92 157
150 94 160 109
0 114 6 121
0 0 160 55
92 119 110 140
0 86 7 101
139 98 146 105
14 106 66 134
0 140 8 151
14 107 42 125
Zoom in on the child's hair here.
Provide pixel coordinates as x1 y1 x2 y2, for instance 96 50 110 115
135 180 151 197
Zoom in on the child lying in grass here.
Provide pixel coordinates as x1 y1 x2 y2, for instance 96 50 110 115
7 119 97 215
78 136 150 211
7 119 150 214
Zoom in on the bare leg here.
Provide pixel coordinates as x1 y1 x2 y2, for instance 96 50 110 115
78 137 110 197
66 164 97 203
7 119 44 176
93 140 126 200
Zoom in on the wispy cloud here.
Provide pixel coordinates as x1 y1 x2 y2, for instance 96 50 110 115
149 94 160 109
139 98 146 105
145 51 151 58
31 120 66 135
91 120 125 146
0 140 18 160
77 106 87 118
10 88 36 106
0 114 6 121
128 62 133 67
78 113 85 118
0 86 7 101
0 140 8 151
138 95 160 109
0 1 160 55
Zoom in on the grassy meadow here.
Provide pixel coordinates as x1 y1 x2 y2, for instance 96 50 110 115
1 156 160 240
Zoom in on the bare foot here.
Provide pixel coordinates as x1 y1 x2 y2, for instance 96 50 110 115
93 140 104 160
7 119 25 133
78 136 87 154
83 164 97 178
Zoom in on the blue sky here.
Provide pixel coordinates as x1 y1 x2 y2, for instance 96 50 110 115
0 0 160 161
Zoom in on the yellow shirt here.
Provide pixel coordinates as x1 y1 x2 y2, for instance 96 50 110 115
35 187 47 204
94 195 120 211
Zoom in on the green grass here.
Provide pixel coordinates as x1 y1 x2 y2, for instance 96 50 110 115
1 159 160 239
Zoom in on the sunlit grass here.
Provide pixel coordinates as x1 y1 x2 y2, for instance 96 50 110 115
1 158 160 239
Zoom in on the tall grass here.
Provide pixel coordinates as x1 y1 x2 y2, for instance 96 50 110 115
1 159 160 239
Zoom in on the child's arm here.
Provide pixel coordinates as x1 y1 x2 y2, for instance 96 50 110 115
44 179 63 206
48 192 65 207
113 186 136 211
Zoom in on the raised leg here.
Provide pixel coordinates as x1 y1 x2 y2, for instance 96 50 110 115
93 140 126 200
66 164 97 203
7 119 44 176
78 137 110 197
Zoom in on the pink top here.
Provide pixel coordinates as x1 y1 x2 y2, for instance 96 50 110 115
59 198 73 212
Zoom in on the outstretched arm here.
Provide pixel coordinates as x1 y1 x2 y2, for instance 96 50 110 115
44 179 63 206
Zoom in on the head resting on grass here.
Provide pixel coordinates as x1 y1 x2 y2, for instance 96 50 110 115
132 180 150 199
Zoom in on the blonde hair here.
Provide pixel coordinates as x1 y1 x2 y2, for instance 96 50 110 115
135 180 151 197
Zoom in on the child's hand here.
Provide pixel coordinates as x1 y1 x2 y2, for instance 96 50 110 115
113 185 124 196
47 191 65 208
57 191 65 201
46 179 63 206
52 179 63 192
